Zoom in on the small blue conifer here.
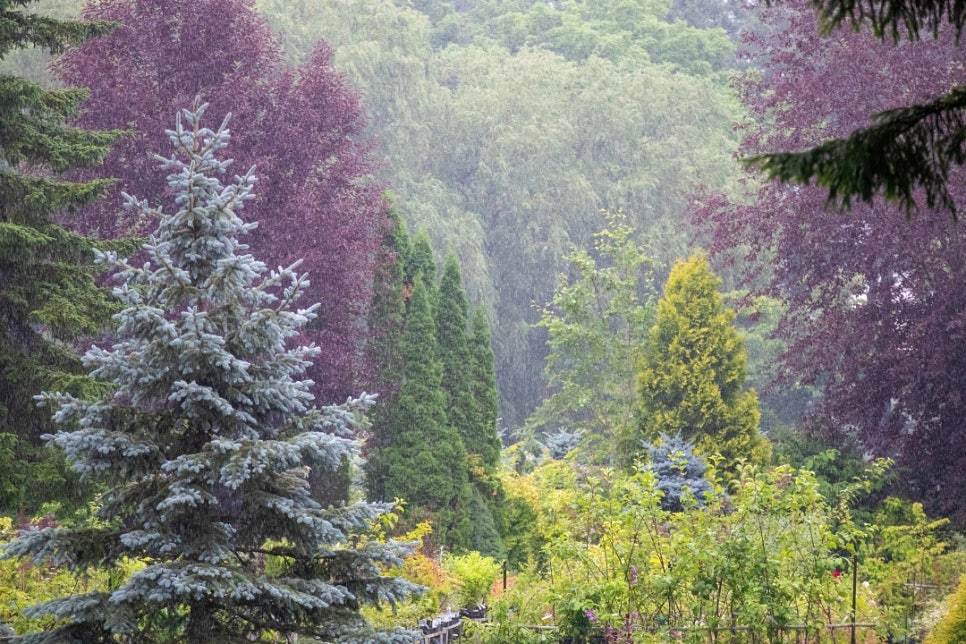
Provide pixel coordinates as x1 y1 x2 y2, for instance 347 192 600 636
646 433 713 512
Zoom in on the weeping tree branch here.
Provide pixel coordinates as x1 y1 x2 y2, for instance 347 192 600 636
804 0 966 40
745 85 966 219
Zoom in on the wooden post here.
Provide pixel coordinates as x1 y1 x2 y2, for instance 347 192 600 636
503 559 508 593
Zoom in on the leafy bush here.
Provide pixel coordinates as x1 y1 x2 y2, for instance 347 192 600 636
444 551 502 608
924 573 966 644
462 567 555 643
483 459 893 639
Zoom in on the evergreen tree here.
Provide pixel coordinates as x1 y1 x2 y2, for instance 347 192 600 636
436 254 475 459
468 307 502 471
381 277 471 549
0 0 118 513
407 228 437 290
646 433 713 512
636 255 770 470
3 103 418 643
364 208 410 502
436 262 504 557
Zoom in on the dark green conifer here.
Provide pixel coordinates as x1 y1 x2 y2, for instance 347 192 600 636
382 277 471 548
0 0 117 513
364 207 410 501
467 309 505 558
407 228 436 289
436 254 476 455
468 307 502 471
437 255 505 556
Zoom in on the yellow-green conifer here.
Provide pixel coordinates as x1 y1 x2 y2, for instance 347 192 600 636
635 254 770 470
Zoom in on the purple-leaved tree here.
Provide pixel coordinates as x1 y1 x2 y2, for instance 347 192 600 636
699 0 966 523
57 0 387 402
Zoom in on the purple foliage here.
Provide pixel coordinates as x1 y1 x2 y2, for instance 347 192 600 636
698 0 966 522
57 0 387 402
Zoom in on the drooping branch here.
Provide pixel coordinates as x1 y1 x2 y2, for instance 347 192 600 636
745 85 966 218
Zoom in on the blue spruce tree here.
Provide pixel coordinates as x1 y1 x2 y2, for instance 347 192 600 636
3 102 419 643
647 433 713 512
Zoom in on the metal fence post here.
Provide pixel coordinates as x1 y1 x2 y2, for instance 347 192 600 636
851 552 858 644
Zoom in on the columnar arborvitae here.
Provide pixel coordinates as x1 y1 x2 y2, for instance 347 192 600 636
468 307 502 471
636 254 770 470
436 255 504 556
364 207 410 502
436 254 476 457
381 276 471 549
407 229 436 289
0 0 117 513
2 103 419 643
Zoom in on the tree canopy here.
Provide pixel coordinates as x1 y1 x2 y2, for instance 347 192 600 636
0 0 118 513
748 0 966 216
256 0 744 429
700 0 966 524
3 102 419 642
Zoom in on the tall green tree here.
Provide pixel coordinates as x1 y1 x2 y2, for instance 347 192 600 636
381 277 472 549
465 307 504 558
436 254 475 456
436 255 505 556
468 307 501 471
407 228 437 289
364 208 410 502
635 254 770 469
0 0 118 513
3 103 419 642
528 213 656 464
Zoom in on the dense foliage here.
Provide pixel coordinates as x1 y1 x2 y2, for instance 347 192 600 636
701 0 966 524
367 223 502 553
257 0 744 429
460 457 962 644
925 573 966 643
2 104 419 642
0 0 120 515
1 0 964 639
379 275 472 549
636 255 769 469
56 0 387 403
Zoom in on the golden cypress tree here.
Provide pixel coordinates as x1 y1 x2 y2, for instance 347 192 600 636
635 254 770 470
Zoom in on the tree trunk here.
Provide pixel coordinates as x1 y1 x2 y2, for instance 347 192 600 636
186 599 214 641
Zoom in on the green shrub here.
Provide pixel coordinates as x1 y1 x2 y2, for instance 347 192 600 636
925 574 966 644
444 551 502 607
